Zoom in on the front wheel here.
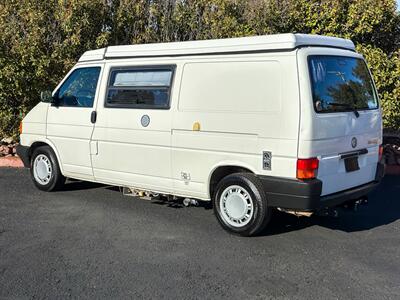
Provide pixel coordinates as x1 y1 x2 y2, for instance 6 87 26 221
30 146 65 192
213 173 271 236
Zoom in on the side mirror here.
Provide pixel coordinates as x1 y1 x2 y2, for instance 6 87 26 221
40 90 55 104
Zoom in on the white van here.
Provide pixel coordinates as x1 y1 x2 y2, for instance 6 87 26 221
17 34 384 236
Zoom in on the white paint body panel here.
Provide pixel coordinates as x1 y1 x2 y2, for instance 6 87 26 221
171 53 299 199
19 102 48 151
45 63 104 180
20 34 381 201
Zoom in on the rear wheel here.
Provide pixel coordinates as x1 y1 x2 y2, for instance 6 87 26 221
213 173 271 236
30 146 65 192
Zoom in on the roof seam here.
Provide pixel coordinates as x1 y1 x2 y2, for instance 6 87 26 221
79 34 355 62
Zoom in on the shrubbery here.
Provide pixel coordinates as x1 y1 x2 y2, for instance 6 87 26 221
0 0 399 138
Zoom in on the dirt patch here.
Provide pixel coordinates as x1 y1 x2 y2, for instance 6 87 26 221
0 156 24 168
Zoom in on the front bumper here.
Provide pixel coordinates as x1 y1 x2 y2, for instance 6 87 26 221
258 162 385 211
16 145 30 168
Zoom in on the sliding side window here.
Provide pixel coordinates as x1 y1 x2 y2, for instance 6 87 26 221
106 67 174 109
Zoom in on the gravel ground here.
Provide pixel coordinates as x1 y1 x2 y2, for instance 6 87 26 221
0 168 399 299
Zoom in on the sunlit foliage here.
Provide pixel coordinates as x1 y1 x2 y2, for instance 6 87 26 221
0 0 399 137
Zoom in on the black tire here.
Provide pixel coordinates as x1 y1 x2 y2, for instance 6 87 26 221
30 146 65 192
213 173 271 236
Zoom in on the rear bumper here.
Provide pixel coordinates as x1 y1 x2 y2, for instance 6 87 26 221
258 162 385 211
16 145 30 168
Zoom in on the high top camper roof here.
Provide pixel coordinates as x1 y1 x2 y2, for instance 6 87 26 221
78 33 355 62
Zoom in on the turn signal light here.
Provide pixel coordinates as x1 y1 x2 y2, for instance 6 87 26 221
379 145 383 161
19 121 23 134
297 158 319 180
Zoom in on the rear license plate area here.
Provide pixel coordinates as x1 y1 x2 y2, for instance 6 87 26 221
344 156 360 172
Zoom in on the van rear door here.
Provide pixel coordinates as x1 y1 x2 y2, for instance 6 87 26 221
297 48 382 196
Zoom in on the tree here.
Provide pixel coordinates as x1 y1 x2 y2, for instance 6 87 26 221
0 0 399 138
0 0 110 138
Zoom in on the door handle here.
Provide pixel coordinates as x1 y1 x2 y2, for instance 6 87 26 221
91 111 97 124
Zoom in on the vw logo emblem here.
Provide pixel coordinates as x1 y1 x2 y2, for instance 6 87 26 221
141 115 150 127
351 137 357 149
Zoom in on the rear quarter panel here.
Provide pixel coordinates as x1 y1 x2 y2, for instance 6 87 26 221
171 52 300 199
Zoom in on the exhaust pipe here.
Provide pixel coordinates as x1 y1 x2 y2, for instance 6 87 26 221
277 208 313 217
183 198 199 207
342 196 368 212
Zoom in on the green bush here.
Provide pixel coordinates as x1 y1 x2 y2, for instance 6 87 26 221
0 0 399 138
357 45 400 130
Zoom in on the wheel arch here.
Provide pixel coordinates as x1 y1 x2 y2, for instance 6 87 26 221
208 163 256 199
27 139 64 174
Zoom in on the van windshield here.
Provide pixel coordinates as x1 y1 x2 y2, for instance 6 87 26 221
308 55 378 113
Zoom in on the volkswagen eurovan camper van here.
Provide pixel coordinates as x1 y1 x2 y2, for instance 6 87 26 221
17 34 384 236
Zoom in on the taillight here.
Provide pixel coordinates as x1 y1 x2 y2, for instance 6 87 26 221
297 158 319 180
19 121 23 134
378 145 383 161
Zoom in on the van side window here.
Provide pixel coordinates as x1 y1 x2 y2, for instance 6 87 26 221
56 67 101 108
106 67 174 109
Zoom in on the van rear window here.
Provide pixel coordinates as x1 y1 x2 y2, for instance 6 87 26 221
308 56 378 113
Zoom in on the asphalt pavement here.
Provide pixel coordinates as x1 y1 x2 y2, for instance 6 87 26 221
0 168 399 299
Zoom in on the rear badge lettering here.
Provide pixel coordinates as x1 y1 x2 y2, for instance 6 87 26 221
368 138 379 145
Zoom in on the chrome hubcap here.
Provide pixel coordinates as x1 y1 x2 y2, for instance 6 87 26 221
220 185 254 227
33 154 52 185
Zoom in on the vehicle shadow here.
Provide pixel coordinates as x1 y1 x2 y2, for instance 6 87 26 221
152 200 185 209
58 176 400 236
59 179 105 191
151 198 213 210
261 175 400 236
